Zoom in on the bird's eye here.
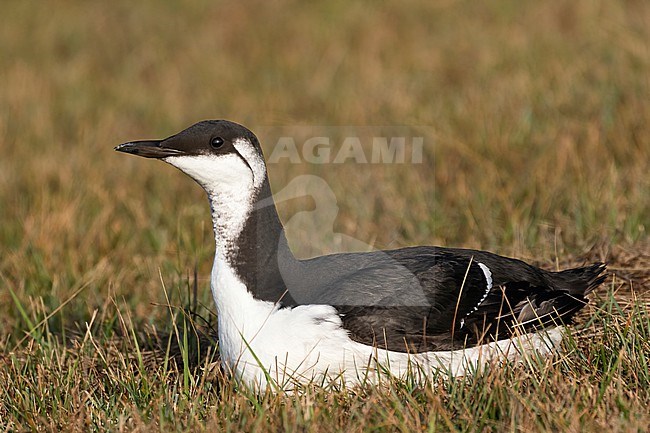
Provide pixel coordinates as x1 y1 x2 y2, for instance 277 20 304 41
210 137 225 149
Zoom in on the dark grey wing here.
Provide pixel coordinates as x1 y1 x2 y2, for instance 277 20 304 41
427 248 606 337
287 247 606 353
460 258 606 340
288 248 494 352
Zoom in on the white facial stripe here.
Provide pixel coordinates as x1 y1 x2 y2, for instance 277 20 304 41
232 138 266 190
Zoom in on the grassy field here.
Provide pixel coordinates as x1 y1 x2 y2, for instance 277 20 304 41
1 0 649 431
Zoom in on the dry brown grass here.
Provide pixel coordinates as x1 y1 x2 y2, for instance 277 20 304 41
1 0 649 431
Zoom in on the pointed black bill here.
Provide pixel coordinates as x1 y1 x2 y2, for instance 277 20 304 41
114 140 185 159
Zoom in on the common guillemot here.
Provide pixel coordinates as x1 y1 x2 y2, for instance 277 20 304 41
115 120 606 389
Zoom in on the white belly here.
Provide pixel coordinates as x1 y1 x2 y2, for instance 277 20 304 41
216 296 565 390
212 255 565 391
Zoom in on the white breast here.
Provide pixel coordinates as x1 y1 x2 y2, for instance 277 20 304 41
212 257 565 390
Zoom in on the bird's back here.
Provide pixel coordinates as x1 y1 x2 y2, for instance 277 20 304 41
276 246 606 352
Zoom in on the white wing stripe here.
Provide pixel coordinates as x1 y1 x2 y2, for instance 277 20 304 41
462 262 493 323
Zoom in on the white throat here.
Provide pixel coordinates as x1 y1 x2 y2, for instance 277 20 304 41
163 139 274 374
164 138 267 254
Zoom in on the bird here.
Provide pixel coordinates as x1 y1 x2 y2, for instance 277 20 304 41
115 120 606 390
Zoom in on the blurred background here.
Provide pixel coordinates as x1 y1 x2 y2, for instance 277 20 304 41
1 0 648 324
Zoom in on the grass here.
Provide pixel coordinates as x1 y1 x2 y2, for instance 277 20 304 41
0 0 649 431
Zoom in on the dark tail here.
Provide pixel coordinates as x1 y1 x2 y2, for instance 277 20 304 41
461 261 608 343
504 262 607 333
548 262 608 296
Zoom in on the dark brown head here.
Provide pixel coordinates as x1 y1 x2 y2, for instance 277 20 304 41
115 120 268 195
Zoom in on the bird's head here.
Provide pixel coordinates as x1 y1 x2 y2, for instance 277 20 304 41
115 120 267 196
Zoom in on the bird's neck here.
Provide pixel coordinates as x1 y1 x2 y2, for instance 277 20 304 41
208 175 298 306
